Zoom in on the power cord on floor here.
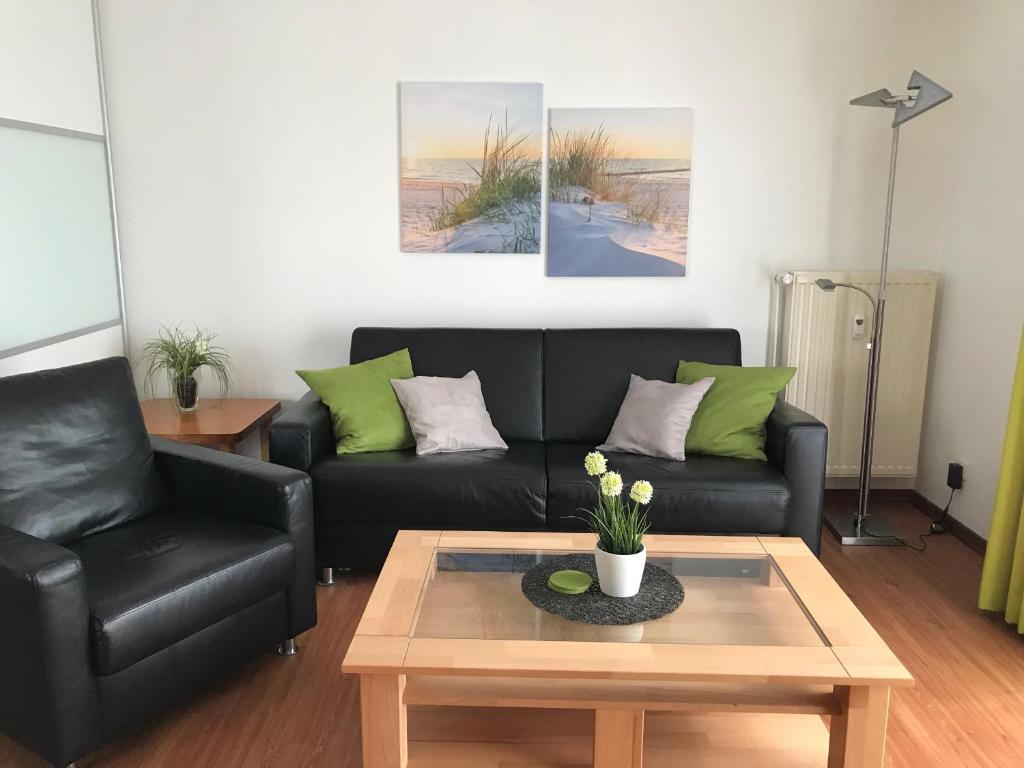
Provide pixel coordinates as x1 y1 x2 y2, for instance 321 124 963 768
860 487 956 551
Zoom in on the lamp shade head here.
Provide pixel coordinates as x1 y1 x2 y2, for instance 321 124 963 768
850 71 952 127
894 71 953 126
850 88 895 108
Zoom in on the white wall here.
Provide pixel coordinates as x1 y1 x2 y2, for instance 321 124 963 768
0 0 102 133
97 0 955 401
914 0 1024 539
0 0 124 377
99 1 1022 534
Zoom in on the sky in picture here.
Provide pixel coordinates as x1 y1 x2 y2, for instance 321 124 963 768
551 108 693 160
400 82 542 161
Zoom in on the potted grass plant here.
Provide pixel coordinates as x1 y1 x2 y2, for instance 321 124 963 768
580 451 653 598
140 325 232 412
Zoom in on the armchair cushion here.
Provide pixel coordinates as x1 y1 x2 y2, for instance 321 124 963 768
151 437 317 636
68 511 294 676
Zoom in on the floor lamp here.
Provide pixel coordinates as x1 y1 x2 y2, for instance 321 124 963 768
818 71 952 545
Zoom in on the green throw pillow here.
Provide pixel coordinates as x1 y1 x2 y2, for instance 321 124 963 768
675 361 796 461
297 348 414 454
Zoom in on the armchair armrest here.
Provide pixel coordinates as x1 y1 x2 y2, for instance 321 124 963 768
151 437 316 636
268 391 334 472
765 400 828 556
0 525 101 766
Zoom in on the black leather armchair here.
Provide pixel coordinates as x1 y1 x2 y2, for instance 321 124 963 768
0 357 316 767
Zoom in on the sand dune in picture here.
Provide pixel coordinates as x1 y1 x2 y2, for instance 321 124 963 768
547 185 687 277
547 109 693 277
399 82 542 254
401 177 539 254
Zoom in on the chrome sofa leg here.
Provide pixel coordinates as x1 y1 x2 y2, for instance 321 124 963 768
277 638 299 656
318 567 335 586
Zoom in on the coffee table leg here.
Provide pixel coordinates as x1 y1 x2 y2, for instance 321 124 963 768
360 674 407 768
828 686 890 767
594 709 643 768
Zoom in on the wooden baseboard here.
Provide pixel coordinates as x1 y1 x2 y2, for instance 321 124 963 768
909 491 987 555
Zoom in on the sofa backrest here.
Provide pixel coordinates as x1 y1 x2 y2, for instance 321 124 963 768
350 328 545 442
0 356 165 544
543 328 742 444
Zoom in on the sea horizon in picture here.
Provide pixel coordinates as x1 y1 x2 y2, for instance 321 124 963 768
400 82 543 254
547 108 693 276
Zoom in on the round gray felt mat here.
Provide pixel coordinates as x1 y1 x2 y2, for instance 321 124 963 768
520 552 684 625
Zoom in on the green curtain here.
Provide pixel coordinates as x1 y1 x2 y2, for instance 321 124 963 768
979 324 1024 631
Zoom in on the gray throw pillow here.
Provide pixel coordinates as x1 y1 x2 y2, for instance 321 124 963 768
390 371 508 455
597 374 715 461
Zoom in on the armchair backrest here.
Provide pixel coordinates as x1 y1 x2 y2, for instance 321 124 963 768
0 356 165 544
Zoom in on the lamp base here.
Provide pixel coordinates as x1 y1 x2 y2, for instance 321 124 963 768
823 510 904 546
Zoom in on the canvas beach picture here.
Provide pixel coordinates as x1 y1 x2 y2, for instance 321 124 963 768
400 82 543 253
547 108 693 276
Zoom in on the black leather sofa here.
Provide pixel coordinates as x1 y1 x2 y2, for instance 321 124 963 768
0 358 316 768
269 328 827 575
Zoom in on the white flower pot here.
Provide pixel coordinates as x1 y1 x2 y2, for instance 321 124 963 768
594 544 646 598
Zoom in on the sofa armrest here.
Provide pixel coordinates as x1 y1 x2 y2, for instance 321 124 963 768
765 400 828 556
0 525 102 766
269 391 334 472
151 437 317 636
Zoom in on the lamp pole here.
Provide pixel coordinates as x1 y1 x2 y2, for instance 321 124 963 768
854 123 898 533
820 72 951 545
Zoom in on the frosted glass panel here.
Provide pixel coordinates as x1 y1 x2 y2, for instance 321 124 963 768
0 123 120 354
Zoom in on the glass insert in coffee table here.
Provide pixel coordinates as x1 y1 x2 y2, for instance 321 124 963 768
411 548 828 647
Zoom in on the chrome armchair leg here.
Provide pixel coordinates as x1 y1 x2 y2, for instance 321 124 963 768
318 567 335 586
277 638 298 656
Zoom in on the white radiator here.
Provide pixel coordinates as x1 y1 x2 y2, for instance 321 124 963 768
777 270 938 483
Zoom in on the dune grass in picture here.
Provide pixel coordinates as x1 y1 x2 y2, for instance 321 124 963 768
547 108 693 277
400 82 542 254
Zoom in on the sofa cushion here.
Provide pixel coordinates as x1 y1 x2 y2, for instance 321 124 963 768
391 371 508 455
296 348 415 454
67 511 294 676
0 357 166 544
676 361 796 461
543 329 742 444
350 328 544 442
597 374 715 461
310 442 547 528
545 443 790 535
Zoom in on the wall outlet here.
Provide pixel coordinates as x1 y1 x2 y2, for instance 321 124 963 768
947 462 964 490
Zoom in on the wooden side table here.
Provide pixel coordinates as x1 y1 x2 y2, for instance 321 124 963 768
141 398 282 460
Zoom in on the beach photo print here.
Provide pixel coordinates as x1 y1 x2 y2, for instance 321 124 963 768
399 82 543 254
547 108 693 276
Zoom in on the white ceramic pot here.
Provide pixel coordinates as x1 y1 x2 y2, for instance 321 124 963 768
594 544 646 598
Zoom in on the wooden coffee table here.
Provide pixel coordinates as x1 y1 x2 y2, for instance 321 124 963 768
140 398 281 459
342 531 913 767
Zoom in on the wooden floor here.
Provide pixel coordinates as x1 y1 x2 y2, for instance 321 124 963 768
2 499 1023 767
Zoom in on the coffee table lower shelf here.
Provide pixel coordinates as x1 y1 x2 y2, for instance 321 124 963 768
403 705 829 767
359 673 886 768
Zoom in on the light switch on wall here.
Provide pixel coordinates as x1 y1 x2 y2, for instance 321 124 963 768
852 313 866 339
